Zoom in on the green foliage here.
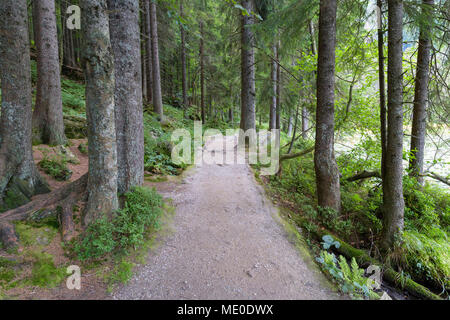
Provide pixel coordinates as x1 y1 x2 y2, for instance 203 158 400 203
38 153 72 181
0 258 16 288
60 77 85 117
397 231 450 289
143 107 190 175
78 142 88 155
29 252 66 288
316 236 379 300
74 186 163 261
107 259 135 286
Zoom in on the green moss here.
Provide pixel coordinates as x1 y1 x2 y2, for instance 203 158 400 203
29 252 65 288
14 219 58 247
0 178 35 211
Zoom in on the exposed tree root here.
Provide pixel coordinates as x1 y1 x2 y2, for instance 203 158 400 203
0 222 19 249
0 174 87 244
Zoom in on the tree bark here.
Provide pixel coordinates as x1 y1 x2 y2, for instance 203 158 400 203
144 0 153 104
32 0 67 146
240 0 256 132
200 21 206 124
140 4 148 102
108 0 144 194
0 0 50 210
377 0 388 195
180 0 188 112
382 0 405 249
409 0 434 184
81 0 119 225
269 44 277 131
149 0 163 118
314 0 341 212
276 41 281 130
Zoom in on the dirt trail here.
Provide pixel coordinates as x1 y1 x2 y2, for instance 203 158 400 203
113 135 343 300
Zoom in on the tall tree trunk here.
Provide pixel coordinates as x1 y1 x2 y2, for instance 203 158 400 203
382 0 405 249
180 0 188 112
240 0 256 132
0 0 49 210
269 44 277 131
377 0 388 190
140 4 147 102
108 0 144 194
200 21 206 124
32 0 67 146
81 0 118 225
409 0 434 184
149 0 163 118
303 20 316 140
314 0 341 212
144 0 153 104
276 41 281 130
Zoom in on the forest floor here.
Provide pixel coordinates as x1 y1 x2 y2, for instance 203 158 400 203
112 135 344 300
1 135 344 299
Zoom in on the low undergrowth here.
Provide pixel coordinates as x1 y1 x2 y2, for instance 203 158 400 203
261 135 449 298
68 186 166 290
73 186 163 261
38 154 72 181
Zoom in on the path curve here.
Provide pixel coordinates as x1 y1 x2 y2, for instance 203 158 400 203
113 135 342 300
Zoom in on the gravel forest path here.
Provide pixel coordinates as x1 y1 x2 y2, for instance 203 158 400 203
113 135 342 300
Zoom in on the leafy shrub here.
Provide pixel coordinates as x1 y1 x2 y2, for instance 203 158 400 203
78 142 88 155
395 231 450 289
74 186 163 261
143 114 186 175
38 154 72 181
316 250 379 299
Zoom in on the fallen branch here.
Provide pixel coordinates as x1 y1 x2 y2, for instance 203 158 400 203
279 146 314 163
346 170 381 182
423 172 450 186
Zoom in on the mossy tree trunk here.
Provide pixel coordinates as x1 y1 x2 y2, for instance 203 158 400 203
0 0 50 211
32 0 67 146
81 0 119 225
108 0 144 194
